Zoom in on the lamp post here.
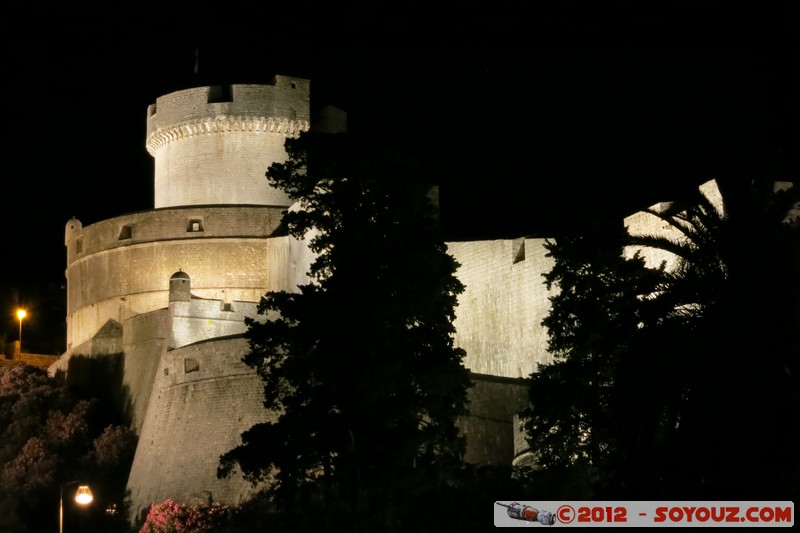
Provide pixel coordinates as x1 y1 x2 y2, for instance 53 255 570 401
60 482 93 533
16 308 26 355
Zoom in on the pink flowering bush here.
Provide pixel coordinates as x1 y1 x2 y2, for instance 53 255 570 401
1 437 56 492
139 498 231 533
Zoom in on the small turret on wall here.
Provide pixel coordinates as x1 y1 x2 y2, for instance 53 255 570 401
169 270 192 303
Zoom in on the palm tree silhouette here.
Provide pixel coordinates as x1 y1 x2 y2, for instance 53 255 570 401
625 177 799 499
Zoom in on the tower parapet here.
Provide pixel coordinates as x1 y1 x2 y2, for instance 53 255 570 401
146 76 311 209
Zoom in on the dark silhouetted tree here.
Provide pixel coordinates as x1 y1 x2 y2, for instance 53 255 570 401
522 177 799 500
219 131 472 532
520 220 671 499
625 177 800 499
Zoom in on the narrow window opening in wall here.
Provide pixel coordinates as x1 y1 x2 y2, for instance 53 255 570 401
76 238 83 254
208 85 233 103
187 219 204 232
118 225 132 240
164 368 169 376
222 303 233 312
512 238 526 264
291 82 297 89
184 358 200 373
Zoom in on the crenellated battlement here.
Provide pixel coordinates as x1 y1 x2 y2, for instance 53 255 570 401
146 77 310 148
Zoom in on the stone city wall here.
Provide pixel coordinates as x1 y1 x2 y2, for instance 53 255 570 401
126 343 536 517
460 374 530 466
448 238 554 378
66 206 285 264
123 309 170 432
168 298 258 351
126 336 272 521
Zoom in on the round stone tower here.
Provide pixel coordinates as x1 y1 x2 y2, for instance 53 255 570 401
146 76 310 208
62 76 313 355
169 270 191 302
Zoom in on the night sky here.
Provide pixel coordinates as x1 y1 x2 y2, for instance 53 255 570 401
2 1 798 353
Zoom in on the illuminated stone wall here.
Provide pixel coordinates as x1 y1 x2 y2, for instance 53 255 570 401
127 354 533 520
122 309 170 432
63 206 311 352
126 336 271 519
168 298 258 351
448 238 555 379
621 200 683 270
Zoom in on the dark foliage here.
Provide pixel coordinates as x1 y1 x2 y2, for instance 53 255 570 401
0 364 137 533
219 131 472 531
213 463 528 533
521 220 670 498
522 177 799 500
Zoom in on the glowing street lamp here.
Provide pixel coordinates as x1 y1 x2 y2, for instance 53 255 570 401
16 308 26 354
60 482 93 533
